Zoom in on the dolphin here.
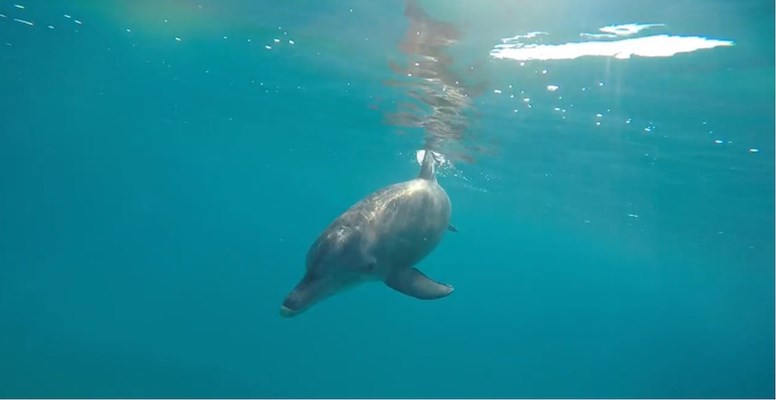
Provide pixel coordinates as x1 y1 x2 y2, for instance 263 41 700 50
280 150 457 317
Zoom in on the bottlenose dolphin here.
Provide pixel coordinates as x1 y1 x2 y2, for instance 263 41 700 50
280 150 457 317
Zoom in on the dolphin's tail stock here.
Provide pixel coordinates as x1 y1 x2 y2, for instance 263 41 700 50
417 149 438 181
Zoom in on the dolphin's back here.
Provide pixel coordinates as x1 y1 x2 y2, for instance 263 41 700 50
339 178 450 271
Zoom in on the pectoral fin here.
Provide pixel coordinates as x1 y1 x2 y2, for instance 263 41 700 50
448 224 458 232
384 267 454 300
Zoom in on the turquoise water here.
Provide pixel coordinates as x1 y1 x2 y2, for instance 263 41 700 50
0 0 773 398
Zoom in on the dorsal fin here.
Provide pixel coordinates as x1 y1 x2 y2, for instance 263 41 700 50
418 149 437 180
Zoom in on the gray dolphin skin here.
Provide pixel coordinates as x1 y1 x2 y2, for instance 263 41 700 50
280 150 457 317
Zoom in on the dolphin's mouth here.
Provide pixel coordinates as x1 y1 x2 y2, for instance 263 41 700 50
279 305 301 318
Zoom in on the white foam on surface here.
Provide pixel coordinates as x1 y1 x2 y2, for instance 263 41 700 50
491 33 734 61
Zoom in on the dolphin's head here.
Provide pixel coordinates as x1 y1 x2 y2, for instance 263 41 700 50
279 266 372 318
279 227 376 318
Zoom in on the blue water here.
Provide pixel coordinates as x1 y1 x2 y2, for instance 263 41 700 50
0 0 773 398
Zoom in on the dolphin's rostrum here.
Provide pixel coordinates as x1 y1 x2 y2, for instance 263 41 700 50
280 150 457 317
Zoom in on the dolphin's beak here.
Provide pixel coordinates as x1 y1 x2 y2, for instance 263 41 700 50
279 273 355 318
279 277 320 318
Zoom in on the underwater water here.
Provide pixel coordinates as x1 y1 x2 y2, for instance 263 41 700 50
0 0 773 398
